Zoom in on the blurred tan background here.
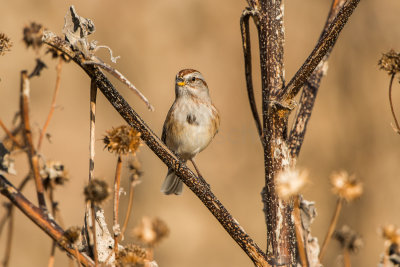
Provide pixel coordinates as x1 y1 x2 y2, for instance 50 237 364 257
1 0 400 266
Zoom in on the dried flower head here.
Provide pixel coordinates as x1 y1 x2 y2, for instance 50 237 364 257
23 22 45 50
41 160 68 190
334 225 363 253
133 217 169 247
379 50 400 76
276 168 308 200
104 126 141 155
330 171 363 202
0 33 12 56
116 244 149 267
84 179 110 204
46 47 71 62
63 226 81 244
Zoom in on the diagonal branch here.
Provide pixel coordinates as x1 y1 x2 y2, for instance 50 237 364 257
288 0 347 158
42 31 270 267
0 175 94 267
240 8 262 137
280 0 361 103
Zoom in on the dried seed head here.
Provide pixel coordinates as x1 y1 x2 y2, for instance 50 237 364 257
63 226 81 244
116 244 149 267
84 179 110 204
276 168 308 200
133 217 169 247
0 33 12 56
41 160 68 190
330 171 363 202
334 225 363 253
104 126 141 155
379 50 400 76
23 22 45 50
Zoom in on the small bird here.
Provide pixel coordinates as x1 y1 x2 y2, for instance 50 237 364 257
161 69 220 195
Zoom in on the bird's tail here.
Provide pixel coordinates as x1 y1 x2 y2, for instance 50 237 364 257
161 168 183 195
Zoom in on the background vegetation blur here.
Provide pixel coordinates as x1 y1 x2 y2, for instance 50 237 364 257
1 0 400 266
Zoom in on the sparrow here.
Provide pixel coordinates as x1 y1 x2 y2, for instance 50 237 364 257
161 69 220 195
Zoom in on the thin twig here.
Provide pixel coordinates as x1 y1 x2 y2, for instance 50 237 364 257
294 196 309 267
37 57 64 151
43 31 270 267
240 8 262 137
113 155 122 257
0 119 23 148
0 174 95 267
319 198 343 261
89 79 97 183
343 248 351 267
83 60 154 111
20 71 47 211
89 79 98 266
120 179 136 239
388 74 400 134
281 0 361 102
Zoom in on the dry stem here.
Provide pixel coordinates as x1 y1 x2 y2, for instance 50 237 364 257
113 155 122 256
37 57 63 151
388 74 400 134
120 178 136 239
343 248 351 267
20 70 47 210
319 198 343 261
294 196 308 267
240 8 262 138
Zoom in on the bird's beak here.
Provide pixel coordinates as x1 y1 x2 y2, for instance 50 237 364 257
176 81 185 86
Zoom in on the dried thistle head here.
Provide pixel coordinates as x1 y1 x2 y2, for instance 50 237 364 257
63 226 81 245
133 217 169 247
41 160 68 190
84 179 110 204
104 126 141 155
276 168 308 200
23 22 45 50
0 33 12 56
116 244 149 267
379 50 400 76
330 170 363 202
334 225 363 253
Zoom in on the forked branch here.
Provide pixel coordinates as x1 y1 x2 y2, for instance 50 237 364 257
0 175 94 267
288 0 347 158
281 0 361 103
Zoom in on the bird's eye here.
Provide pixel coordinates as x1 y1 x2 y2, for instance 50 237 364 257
191 77 196 82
